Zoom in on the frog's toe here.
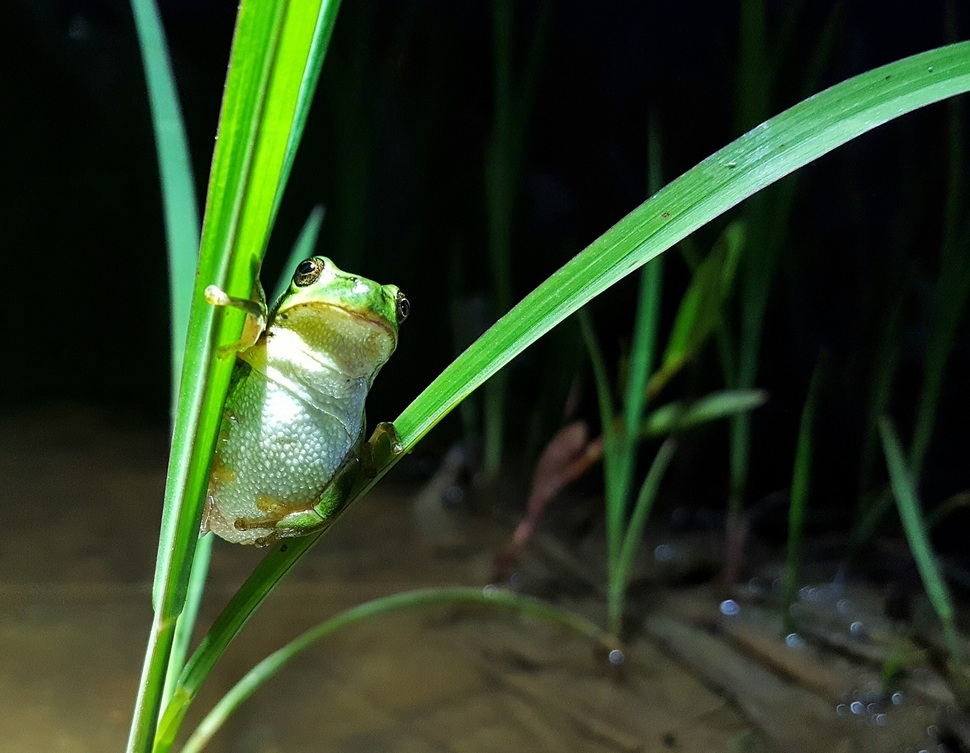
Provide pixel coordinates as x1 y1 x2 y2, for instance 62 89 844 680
253 531 281 548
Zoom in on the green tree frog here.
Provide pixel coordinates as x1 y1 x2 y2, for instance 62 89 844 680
202 256 409 546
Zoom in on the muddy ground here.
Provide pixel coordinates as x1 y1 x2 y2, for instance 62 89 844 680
0 406 959 752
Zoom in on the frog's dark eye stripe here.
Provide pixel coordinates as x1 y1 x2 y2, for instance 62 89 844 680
293 257 325 287
396 291 410 322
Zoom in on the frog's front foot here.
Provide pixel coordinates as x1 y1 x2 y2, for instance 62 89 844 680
360 422 404 477
205 284 268 356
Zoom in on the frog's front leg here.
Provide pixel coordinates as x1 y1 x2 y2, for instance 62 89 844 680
204 283 268 356
236 422 405 546
359 422 404 476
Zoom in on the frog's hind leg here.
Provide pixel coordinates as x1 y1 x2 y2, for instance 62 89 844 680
233 496 329 546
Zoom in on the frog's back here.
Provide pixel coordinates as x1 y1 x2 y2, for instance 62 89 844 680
205 360 366 545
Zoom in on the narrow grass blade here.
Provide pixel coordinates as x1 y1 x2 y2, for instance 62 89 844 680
782 356 825 634
909 95 970 477
154 531 321 750
395 44 970 454
611 438 678 632
640 389 767 438
649 221 744 398
162 534 211 706
181 587 616 752
618 259 663 511
130 0 200 395
879 418 964 670
130 0 206 709
482 0 551 475
579 309 616 471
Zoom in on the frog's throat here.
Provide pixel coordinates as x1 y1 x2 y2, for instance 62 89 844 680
262 307 397 381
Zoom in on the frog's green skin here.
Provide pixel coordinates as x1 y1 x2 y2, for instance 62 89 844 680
203 256 408 546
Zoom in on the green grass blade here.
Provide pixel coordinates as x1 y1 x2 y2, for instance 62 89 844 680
158 42 970 737
130 0 207 710
640 389 767 438
181 587 616 752
395 43 970 452
130 0 200 396
605 255 662 637
611 438 678 629
650 221 744 397
879 419 962 659
154 533 322 749
782 357 825 634
909 94 970 477
482 0 550 474
578 308 620 588
619 260 663 501
129 2 341 750
579 309 617 482
162 533 211 707
268 11 340 227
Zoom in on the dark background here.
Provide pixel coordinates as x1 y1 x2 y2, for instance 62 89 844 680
3 1 969 521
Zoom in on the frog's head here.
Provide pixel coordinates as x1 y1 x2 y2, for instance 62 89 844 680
271 256 409 377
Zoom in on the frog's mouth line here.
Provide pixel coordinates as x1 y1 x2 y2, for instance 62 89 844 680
289 301 396 337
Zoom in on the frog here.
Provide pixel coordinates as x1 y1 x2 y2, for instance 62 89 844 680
201 256 409 546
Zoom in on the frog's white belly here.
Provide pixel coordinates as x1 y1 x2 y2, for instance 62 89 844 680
206 361 366 545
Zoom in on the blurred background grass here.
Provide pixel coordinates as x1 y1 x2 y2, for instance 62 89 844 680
4 1 969 536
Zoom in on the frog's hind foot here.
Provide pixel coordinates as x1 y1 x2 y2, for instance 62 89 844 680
232 502 328 543
231 515 285 547
253 531 281 548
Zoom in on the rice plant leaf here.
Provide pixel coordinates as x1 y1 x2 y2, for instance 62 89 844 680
650 221 745 396
640 389 768 438
783 357 826 633
879 417 962 667
131 0 205 708
130 0 199 393
612 439 678 614
394 44 970 453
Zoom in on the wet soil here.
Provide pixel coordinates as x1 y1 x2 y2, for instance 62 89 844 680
0 406 961 752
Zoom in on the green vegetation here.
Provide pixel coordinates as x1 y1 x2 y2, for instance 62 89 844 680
127 0 970 747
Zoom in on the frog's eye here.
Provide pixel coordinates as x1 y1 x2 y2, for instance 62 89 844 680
293 257 325 287
396 291 410 322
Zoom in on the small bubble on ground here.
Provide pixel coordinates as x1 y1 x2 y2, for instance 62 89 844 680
719 599 739 616
608 649 625 666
